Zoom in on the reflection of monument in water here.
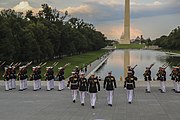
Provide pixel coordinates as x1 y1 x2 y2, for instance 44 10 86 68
124 50 130 79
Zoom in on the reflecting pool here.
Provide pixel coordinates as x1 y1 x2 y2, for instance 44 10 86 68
95 49 180 80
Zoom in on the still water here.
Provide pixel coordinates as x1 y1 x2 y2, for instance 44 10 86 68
95 49 180 80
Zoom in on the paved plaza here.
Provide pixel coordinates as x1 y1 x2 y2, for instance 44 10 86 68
0 81 179 120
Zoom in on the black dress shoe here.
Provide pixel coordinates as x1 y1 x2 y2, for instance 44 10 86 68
19 89 23 91
33 90 37 91
92 106 95 109
172 89 175 91
58 90 62 91
128 102 131 104
109 104 112 107
81 103 84 106
9 89 12 90
73 100 75 103
46 90 50 91
146 91 151 93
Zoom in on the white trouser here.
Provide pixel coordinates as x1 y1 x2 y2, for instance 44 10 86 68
127 90 133 102
173 80 176 90
5 81 9 91
47 80 51 90
161 81 166 92
50 79 54 89
38 79 41 89
33 80 39 90
8 79 12 89
106 91 114 105
146 81 151 92
19 80 24 90
58 80 64 90
79 91 86 104
62 80 65 89
71 90 78 101
24 79 27 89
12 79 16 89
176 82 180 92
90 93 97 106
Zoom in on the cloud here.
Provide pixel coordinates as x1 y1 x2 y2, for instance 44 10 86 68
60 4 93 14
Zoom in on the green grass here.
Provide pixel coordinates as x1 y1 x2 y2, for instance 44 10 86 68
162 49 180 54
0 49 108 80
115 44 145 49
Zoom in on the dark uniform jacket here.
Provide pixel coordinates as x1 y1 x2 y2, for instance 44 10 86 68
156 70 166 81
143 70 152 81
88 77 100 93
78 77 88 91
57 69 65 81
45 69 54 80
103 76 117 90
31 71 39 80
37 69 41 79
18 69 28 80
3 71 10 81
124 76 136 90
170 70 177 80
176 70 180 82
67 76 79 90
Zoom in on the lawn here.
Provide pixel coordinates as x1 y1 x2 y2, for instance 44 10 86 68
115 44 145 49
0 49 108 80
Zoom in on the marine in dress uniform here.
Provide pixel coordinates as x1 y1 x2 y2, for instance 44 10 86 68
156 67 166 93
170 67 178 91
103 72 117 107
124 71 136 104
143 67 152 93
8 67 13 90
18 66 28 91
11 67 17 89
30 67 39 91
3 67 11 91
75 66 80 78
57 67 65 91
67 72 79 103
175 67 180 93
36 66 42 90
45 67 55 91
88 73 100 109
78 72 88 106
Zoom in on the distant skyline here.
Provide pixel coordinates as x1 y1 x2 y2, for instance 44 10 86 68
0 0 180 40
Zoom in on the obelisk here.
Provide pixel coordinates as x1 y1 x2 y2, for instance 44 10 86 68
123 0 130 44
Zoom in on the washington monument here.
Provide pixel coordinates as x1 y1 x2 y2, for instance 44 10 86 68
123 0 130 44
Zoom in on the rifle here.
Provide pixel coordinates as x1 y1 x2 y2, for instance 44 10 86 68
25 61 32 67
40 62 47 68
53 62 59 67
163 62 171 69
63 63 70 68
149 63 155 69
0 61 6 67
132 65 138 70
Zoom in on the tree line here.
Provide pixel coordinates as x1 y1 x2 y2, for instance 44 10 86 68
152 26 180 50
0 4 107 63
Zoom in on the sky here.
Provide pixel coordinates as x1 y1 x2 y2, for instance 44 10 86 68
0 0 180 40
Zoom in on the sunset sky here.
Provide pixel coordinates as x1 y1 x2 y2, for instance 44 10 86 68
0 0 180 40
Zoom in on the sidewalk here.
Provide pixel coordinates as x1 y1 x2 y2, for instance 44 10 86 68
0 81 180 120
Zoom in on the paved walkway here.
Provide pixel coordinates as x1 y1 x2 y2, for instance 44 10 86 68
0 81 180 120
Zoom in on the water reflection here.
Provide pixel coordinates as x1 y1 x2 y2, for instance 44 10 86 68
95 50 180 80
